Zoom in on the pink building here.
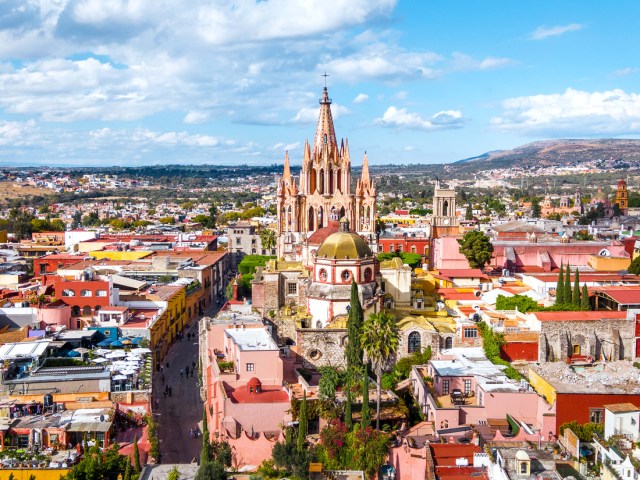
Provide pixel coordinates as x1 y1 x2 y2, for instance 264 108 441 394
410 347 555 441
201 306 290 470
432 235 627 272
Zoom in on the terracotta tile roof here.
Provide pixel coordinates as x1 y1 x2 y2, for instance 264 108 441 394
604 403 640 413
224 384 289 404
596 287 640 305
0 326 30 344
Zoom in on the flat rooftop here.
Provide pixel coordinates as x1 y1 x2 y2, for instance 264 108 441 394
533 360 640 394
225 328 278 351
432 347 521 393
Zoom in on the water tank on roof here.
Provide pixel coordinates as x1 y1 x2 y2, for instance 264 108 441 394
83 269 92 281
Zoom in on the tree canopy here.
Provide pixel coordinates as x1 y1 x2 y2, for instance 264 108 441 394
457 230 494 270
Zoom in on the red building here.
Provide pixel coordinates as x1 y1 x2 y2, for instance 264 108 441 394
378 230 430 259
34 253 84 276
54 277 112 324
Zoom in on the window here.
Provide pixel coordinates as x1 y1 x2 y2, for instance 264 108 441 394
520 462 528 474
319 269 328 281
236 238 241 245
389 245 394 253
590 408 604 424
408 331 421 353
364 267 372 282
341 270 351 282
246 363 254 372
464 328 478 339
96 290 107 297
39 264 47 275
80 289 92 297
464 379 472 395
442 380 450 395
397 244 403 253
62 289 76 297
381 281 386 292
287 283 297 295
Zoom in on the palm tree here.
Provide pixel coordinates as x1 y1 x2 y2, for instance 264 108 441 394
360 311 399 430
260 228 277 253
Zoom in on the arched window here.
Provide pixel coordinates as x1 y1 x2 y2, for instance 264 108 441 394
71 306 81 316
82 306 92 316
442 200 449 217
308 207 315 231
364 267 372 282
80 290 92 297
329 168 334 193
444 336 453 350
319 169 325 194
96 290 107 297
336 169 341 192
310 168 317 193
411 245 417 253
62 289 75 297
408 331 421 353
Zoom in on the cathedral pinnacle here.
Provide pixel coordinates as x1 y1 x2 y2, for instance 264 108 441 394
314 86 338 156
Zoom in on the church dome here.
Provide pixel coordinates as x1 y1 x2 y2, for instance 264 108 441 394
594 188 609 202
317 230 372 259
308 223 340 245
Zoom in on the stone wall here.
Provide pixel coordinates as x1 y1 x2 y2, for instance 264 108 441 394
397 327 441 359
296 328 348 369
539 318 635 362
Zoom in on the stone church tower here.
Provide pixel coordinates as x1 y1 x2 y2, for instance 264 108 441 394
615 179 629 216
431 180 458 235
276 86 377 260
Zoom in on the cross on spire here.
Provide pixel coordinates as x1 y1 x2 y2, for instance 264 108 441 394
322 71 330 87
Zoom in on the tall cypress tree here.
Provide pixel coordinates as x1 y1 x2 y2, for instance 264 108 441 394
201 407 211 463
133 435 141 473
572 270 581 306
556 262 564 305
564 264 572 306
297 391 307 452
345 389 353 429
581 284 590 310
346 279 364 372
360 370 371 429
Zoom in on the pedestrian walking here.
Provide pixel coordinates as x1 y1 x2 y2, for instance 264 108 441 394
161 374 165 385
168 386 173 396
155 398 159 410
192 361 196 369
180 369 183 378
185 366 190 377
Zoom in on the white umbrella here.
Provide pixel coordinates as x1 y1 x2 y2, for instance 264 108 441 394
94 348 111 356
121 369 137 376
131 348 151 354
112 374 127 380
92 357 108 364
106 351 126 359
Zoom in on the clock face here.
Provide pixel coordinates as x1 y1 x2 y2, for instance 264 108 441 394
443 218 450 225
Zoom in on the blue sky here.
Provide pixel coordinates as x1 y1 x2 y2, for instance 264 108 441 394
0 0 640 167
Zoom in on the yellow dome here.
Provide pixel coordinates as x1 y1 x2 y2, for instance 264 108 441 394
317 231 372 259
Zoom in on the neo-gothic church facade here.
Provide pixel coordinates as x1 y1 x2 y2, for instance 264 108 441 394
276 86 377 261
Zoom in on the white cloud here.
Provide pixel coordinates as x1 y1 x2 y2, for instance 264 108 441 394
272 142 301 152
184 111 210 124
196 0 396 45
0 120 38 146
375 106 465 130
529 23 583 40
490 88 640 135
613 67 639 77
450 53 514 71
392 91 408 100
353 93 369 104
292 104 350 124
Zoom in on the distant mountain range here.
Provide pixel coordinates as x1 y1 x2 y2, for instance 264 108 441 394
452 139 640 173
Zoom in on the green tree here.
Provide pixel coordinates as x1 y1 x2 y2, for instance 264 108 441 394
201 407 211 463
133 434 141 472
564 264 572 305
555 262 565 304
465 203 473 221
361 311 400 430
345 388 353 429
457 230 494 270
124 462 132 480
495 294 539 312
629 256 640 275
297 391 308 452
531 198 541 218
346 280 364 375
360 371 370 429
581 284 590 310
260 228 277 252
572 270 581 307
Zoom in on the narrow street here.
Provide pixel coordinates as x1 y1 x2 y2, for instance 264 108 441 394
154 321 203 464
154 301 223 464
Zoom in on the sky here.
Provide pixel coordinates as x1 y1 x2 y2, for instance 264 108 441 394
1 0 640 167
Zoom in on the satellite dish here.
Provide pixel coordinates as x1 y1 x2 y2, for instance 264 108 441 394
100 415 105 422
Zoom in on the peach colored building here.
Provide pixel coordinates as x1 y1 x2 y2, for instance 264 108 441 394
410 347 556 441
432 234 628 272
201 305 290 470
